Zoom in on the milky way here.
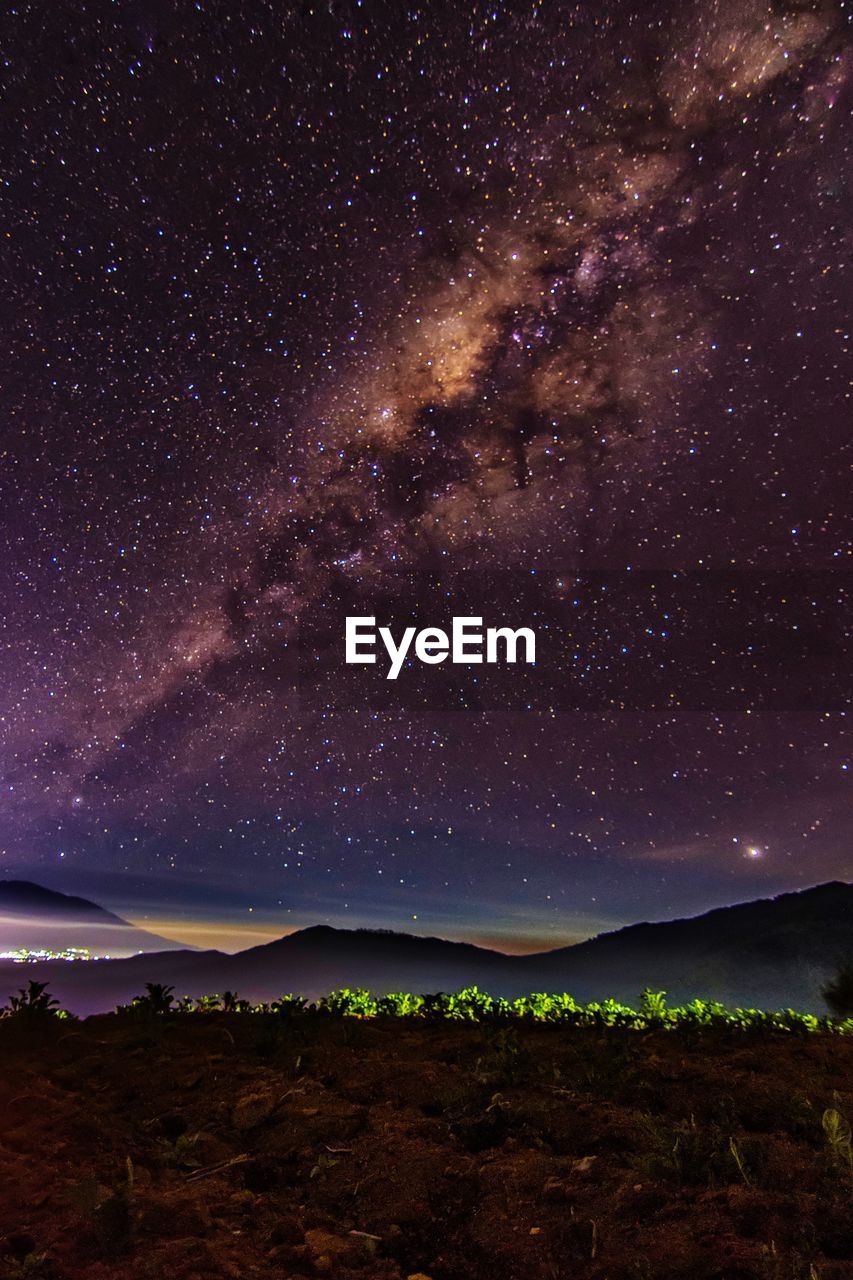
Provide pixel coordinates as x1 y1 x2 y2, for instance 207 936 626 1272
0 0 850 946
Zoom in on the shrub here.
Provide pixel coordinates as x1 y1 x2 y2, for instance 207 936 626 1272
319 987 377 1017
270 994 308 1016
131 982 175 1015
194 993 221 1012
3 980 63 1019
639 988 669 1024
822 1105 853 1171
376 991 424 1016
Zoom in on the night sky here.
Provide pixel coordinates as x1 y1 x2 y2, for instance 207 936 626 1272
0 0 850 952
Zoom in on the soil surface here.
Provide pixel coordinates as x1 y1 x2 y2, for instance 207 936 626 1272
1 1014 851 1279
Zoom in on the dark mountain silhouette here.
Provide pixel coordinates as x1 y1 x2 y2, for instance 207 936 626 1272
0 880 131 924
229 924 522 997
0 879 190 957
529 880 853 1009
0 881 849 1016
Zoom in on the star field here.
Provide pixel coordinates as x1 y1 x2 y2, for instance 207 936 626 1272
0 0 850 946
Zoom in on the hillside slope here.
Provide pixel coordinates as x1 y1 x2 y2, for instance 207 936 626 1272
0 880 190 957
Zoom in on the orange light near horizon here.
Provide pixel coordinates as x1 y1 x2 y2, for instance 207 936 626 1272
126 917 296 954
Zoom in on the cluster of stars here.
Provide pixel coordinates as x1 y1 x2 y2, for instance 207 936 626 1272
0 0 849 944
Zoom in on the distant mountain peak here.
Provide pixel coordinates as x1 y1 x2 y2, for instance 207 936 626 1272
0 879 128 925
260 922 506 959
0 879 192 955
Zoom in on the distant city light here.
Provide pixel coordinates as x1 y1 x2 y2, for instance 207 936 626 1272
0 947 114 963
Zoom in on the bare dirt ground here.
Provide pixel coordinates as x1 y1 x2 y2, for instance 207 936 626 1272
1 1013 851 1280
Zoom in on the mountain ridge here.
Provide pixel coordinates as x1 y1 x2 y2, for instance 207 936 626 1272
0 879 192 955
0 879 129 925
0 879 849 1015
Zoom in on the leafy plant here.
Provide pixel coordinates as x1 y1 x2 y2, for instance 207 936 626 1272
131 983 175 1015
821 1105 853 1171
635 1114 756 1187
319 988 377 1017
194 993 221 1012
156 1131 204 1170
309 1152 341 1179
639 988 669 1024
728 1137 751 1185
270 994 307 1017
376 990 424 1017
4 980 61 1019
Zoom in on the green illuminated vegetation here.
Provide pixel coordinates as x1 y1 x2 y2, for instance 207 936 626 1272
4 981 853 1031
108 984 853 1032
821 1104 853 1171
